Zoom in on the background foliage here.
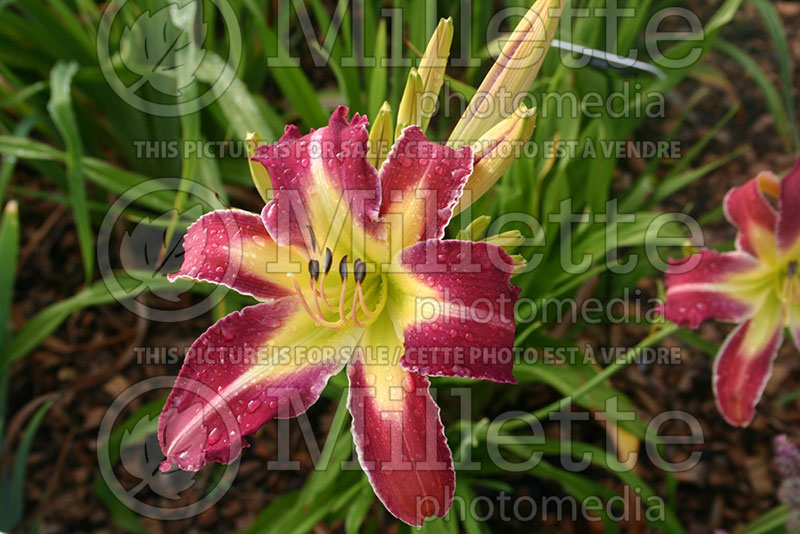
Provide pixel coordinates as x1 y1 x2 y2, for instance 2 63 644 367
0 0 797 532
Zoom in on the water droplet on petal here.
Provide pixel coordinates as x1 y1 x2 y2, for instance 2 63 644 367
207 427 222 445
246 398 261 413
401 375 414 393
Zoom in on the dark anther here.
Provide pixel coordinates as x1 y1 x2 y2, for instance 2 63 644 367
306 224 317 252
308 259 320 280
323 247 333 274
354 259 367 284
339 255 349 281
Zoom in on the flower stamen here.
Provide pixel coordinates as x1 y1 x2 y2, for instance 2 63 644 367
350 259 367 327
317 248 337 313
357 285 376 319
351 290 365 328
339 256 349 321
290 260 343 328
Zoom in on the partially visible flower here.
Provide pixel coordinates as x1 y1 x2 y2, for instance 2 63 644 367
662 158 800 426
774 435 800 532
775 434 800 478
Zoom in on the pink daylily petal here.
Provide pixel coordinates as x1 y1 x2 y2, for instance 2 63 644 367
347 317 455 526
159 298 358 471
777 156 800 260
664 249 772 328
376 126 473 249
390 239 520 383
168 209 296 300
724 172 779 262
253 106 381 255
713 296 785 427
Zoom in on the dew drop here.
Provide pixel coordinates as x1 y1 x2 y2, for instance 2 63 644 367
402 375 415 393
207 427 222 445
246 398 261 413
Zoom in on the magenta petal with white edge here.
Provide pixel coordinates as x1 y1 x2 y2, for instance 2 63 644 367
724 173 779 261
713 296 785 427
167 209 296 300
376 126 473 249
347 315 455 526
390 239 520 383
253 107 381 254
777 156 800 260
663 249 771 329
158 298 358 471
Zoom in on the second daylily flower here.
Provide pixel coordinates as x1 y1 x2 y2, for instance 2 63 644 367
159 107 520 525
663 157 800 426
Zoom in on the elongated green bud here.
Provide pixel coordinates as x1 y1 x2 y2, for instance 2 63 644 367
395 68 423 139
449 0 562 146
246 132 271 203
454 104 537 214
367 102 394 169
508 254 528 275
456 215 492 241
484 230 525 251
417 17 454 132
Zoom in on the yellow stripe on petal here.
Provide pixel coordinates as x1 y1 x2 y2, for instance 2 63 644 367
387 240 519 383
159 298 361 471
713 294 785 426
347 313 455 526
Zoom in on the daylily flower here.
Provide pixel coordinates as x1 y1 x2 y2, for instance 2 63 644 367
159 107 520 525
662 157 800 426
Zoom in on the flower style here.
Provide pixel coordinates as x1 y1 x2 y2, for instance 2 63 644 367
662 157 800 427
158 107 520 525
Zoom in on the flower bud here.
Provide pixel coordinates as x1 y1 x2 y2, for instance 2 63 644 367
484 230 525 251
246 132 271 203
417 17 454 131
454 104 537 214
508 254 528 276
449 0 562 146
367 102 394 169
456 215 492 241
395 68 423 139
